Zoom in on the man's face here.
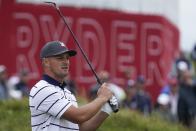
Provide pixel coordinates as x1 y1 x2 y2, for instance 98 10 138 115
45 53 70 80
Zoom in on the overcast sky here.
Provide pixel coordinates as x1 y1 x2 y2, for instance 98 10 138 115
179 0 196 52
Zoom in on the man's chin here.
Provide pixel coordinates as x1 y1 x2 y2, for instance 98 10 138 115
57 71 68 78
61 69 68 75
62 72 69 77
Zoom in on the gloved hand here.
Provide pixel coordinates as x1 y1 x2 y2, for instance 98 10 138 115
101 96 118 115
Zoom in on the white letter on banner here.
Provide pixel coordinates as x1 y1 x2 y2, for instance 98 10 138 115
141 23 164 85
40 15 73 42
76 18 106 83
13 12 40 79
111 20 137 85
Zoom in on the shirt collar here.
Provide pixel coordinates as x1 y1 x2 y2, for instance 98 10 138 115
42 74 67 89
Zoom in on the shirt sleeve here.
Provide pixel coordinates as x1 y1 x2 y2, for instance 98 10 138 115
33 86 72 118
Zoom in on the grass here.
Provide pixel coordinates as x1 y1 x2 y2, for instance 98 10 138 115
0 99 30 131
0 98 190 131
99 110 189 131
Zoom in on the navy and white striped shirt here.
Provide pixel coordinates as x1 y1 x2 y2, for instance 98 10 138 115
29 75 79 131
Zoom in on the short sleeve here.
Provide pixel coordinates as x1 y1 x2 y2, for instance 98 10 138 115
32 85 72 118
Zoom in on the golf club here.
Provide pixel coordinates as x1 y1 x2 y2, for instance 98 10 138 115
45 1 119 113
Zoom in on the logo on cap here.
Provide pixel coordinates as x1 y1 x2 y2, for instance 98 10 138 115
59 42 65 47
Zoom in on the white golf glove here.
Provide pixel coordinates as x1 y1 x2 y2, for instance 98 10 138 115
101 96 118 115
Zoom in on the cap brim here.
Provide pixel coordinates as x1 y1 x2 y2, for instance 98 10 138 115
66 50 77 56
52 49 77 57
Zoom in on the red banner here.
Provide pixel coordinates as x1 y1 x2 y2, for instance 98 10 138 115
0 0 179 102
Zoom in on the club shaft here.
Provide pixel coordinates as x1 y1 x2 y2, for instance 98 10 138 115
55 6 102 85
47 2 119 112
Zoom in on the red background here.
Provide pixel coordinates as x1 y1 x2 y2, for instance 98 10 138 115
0 0 179 102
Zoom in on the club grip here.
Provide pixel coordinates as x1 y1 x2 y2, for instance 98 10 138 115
108 96 119 113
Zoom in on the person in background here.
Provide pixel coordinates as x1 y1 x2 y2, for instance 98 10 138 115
130 75 152 116
0 65 9 100
154 93 172 121
123 79 137 109
8 69 30 99
161 76 179 122
123 68 135 89
177 70 196 128
172 51 192 81
168 77 179 122
14 69 30 97
89 70 110 100
89 70 126 105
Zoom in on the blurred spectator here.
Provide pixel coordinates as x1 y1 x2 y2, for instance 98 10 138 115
177 70 196 128
8 73 21 99
160 76 179 122
122 68 136 108
161 76 178 94
0 65 9 100
172 51 192 81
176 51 191 71
15 69 30 97
169 77 179 122
89 70 126 104
154 93 173 121
8 69 30 99
123 80 136 108
123 68 135 89
128 75 152 116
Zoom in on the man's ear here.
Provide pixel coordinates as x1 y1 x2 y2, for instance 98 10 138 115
42 58 50 67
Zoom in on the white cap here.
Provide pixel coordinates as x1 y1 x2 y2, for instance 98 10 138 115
157 93 170 105
178 61 188 71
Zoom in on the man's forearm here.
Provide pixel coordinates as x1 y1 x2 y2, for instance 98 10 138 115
79 111 109 131
62 97 107 123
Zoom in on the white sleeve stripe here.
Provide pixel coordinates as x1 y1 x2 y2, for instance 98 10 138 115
55 102 71 117
31 86 50 98
36 92 58 110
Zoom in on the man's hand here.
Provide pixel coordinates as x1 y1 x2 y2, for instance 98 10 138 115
101 96 118 115
97 83 113 102
97 83 119 114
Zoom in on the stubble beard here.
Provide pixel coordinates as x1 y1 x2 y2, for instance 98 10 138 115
50 66 69 81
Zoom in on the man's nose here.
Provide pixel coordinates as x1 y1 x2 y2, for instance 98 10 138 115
63 58 69 64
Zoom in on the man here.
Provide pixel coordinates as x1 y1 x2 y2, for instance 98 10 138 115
15 69 30 97
129 75 152 116
178 70 196 128
29 41 116 131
